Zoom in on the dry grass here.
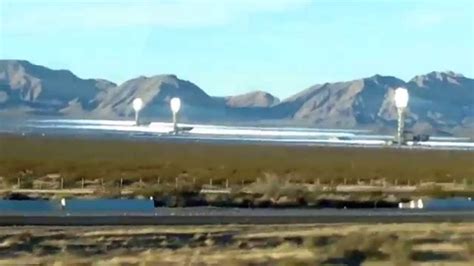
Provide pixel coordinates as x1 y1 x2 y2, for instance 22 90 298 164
1 134 473 204
0 223 472 265
1 134 473 187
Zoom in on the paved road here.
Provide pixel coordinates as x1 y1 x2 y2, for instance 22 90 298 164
1 208 474 225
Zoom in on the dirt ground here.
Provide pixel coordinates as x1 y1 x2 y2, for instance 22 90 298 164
0 223 472 265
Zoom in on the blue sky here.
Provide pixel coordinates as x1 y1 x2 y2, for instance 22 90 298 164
1 0 473 98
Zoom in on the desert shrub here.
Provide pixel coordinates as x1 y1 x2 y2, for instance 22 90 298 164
276 259 316 266
93 186 122 198
415 184 474 198
1 231 33 249
325 231 406 264
244 173 307 200
389 239 412 266
1 135 473 187
464 240 474 260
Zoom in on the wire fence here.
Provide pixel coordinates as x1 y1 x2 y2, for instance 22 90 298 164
3 175 472 191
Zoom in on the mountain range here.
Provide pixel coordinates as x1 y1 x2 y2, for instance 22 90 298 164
1 60 473 136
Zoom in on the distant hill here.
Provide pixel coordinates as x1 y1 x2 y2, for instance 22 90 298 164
273 75 406 128
271 72 473 135
93 74 225 122
1 60 472 136
406 71 474 131
214 90 280 108
0 60 115 116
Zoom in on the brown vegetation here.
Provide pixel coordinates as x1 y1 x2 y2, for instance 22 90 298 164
0 223 472 265
1 134 473 188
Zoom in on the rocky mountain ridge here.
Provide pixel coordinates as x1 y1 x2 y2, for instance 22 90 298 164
1 60 472 135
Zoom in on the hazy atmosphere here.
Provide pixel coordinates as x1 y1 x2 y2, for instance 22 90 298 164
1 2 474 265
1 0 473 98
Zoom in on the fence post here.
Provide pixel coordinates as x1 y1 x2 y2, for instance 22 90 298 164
81 178 85 189
17 177 21 189
210 178 213 186
226 178 229 188
120 178 123 189
175 177 178 189
60 178 64 189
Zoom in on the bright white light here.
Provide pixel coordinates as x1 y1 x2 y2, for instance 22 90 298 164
411 141 474 148
170 97 181 113
394 87 409 108
417 199 424 209
60 198 66 208
132 98 143 112
189 127 355 138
